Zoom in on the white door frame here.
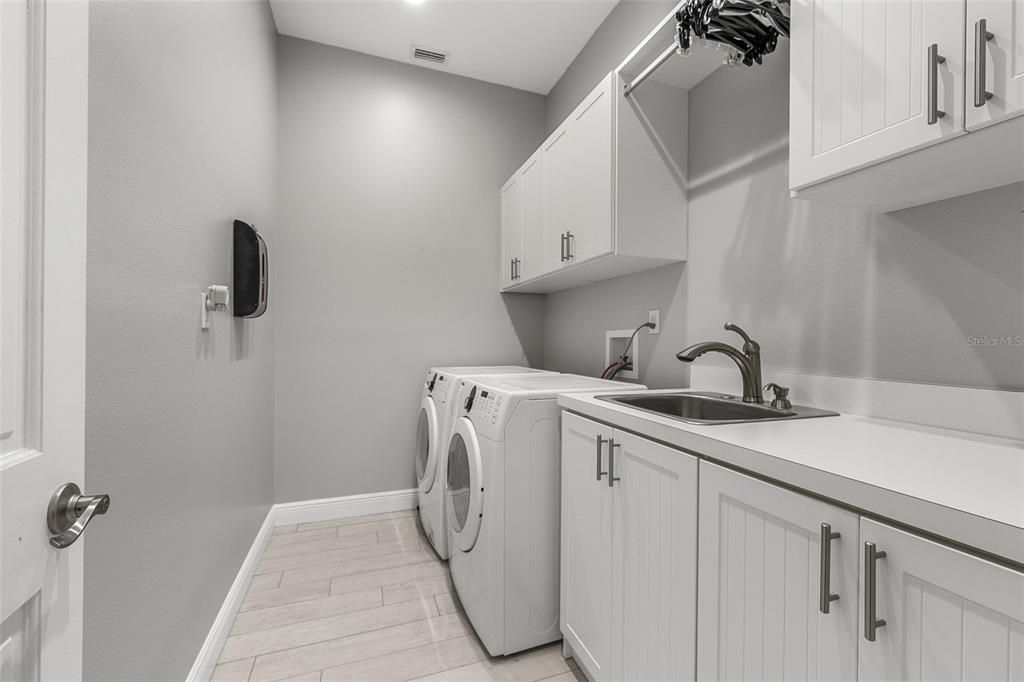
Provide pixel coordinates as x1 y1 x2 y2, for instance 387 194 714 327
1 0 89 678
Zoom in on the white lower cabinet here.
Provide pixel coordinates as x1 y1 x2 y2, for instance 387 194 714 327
859 518 1024 681
562 416 1024 682
560 414 614 679
560 413 697 682
696 461 860 681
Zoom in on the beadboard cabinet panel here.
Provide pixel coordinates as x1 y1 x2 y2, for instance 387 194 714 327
560 413 614 681
697 462 859 682
790 0 967 190
609 430 697 682
859 518 1024 682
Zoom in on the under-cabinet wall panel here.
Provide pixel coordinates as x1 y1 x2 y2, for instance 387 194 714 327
860 518 1024 682
791 0 966 189
697 462 859 682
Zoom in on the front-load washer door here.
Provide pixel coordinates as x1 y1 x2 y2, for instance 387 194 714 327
446 417 483 552
416 396 439 493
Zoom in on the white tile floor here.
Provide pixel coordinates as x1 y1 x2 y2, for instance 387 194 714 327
212 510 583 682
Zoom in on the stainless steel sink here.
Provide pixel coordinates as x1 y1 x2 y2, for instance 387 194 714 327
598 391 839 425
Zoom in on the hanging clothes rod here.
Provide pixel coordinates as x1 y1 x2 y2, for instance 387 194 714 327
623 0 790 98
623 42 677 97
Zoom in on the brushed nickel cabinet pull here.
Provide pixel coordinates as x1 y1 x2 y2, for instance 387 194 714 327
927 43 947 125
595 435 607 480
974 19 994 107
864 541 887 641
819 523 841 614
607 439 621 487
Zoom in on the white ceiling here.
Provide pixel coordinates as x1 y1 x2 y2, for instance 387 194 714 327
269 0 620 94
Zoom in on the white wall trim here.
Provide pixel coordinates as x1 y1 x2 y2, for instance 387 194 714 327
689 365 1024 441
185 488 418 681
185 509 275 682
273 488 418 527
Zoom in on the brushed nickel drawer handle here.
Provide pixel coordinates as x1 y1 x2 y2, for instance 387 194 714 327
595 435 607 481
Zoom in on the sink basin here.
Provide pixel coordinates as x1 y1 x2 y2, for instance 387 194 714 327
597 391 839 425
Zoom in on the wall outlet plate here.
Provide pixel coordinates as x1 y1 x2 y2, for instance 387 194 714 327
648 309 661 334
605 329 639 380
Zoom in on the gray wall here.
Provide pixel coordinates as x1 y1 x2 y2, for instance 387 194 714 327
274 37 546 503
546 0 677 133
543 24 1024 390
85 2 277 679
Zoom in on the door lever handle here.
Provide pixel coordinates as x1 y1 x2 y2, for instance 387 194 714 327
47 482 110 549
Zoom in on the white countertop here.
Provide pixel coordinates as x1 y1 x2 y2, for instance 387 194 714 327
558 389 1024 566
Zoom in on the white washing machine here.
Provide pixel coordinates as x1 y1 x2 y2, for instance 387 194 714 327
445 373 646 656
416 366 553 559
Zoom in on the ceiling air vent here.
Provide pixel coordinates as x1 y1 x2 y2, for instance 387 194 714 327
411 45 448 65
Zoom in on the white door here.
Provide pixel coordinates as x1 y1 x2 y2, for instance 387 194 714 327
608 430 697 682
966 0 1024 131
566 75 613 265
1 1 90 679
541 124 573 274
559 413 613 681
499 173 521 289
697 462 860 682
859 518 1024 681
789 0 967 189
519 151 543 282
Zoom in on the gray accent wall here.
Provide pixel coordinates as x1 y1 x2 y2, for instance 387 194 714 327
545 0 678 134
85 2 277 679
543 10 1024 391
273 37 546 503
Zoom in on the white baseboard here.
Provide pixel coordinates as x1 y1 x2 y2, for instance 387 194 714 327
185 509 275 682
273 488 418 527
186 488 418 681
689 366 1024 441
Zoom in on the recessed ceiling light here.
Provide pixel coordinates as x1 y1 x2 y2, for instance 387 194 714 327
406 0 425 5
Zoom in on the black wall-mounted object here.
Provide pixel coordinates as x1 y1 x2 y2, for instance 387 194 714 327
232 219 268 318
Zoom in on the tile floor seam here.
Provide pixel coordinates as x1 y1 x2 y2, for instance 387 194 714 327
248 625 471 679
222 602 448 663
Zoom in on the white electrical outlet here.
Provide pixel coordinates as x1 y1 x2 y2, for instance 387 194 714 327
648 309 661 334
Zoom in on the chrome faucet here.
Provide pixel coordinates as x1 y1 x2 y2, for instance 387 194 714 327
676 323 764 403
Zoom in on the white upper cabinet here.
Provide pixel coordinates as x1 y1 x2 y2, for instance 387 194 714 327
697 462 860 682
500 71 687 293
564 82 614 266
790 0 1024 212
519 151 544 282
859 518 1024 681
966 0 1024 131
499 174 521 289
790 0 966 190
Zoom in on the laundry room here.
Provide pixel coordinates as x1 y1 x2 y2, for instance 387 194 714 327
2 0 1022 680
